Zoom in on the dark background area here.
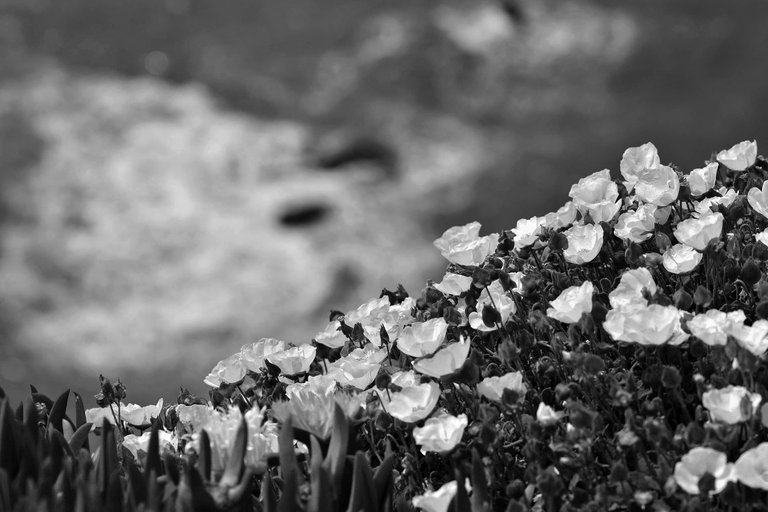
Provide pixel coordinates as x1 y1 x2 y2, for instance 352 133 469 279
0 0 766 406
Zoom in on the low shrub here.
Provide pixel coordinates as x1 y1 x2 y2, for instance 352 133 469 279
3 140 768 511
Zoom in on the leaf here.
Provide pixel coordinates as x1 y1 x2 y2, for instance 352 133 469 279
277 416 300 512
98 419 119 497
346 451 377 512
453 469 471 512
470 449 490 512
106 468 123 512
74 392 87 428
22 398 40 445
197 429 212 482
163 452 180 486
145 421 163 485
219 417 248 488
177 463 217 512
372 454 396 512
0 399 19 478
126 457 147 506
308 436 335 512
69 423 93 454
324 402 349 492
261 469 278 512
47 389 70 433
0 469 8 512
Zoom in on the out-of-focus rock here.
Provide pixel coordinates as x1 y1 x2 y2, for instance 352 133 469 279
0 63 491 400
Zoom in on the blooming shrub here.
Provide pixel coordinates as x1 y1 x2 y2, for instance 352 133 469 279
7 140 768 511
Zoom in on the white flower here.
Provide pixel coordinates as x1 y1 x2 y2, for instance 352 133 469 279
674 447 734 495
726 319 768 356
511 216 544 248
468 281 516 331
412 411 468 455
688 162 718 196
536 403 564 426
688 309 746 346
266 345 316 375
240 338 289 371
634 165 679 206
476 371 527 402
702 386 761 424
563 223 604 264
204 353 247 387
412 480 471 512
609 268 657 310
734 443 768 490
717 140 757 171
546 281 594 324
327 359 380 390
313 320 347 349
756 228 768 248
397 318 449 358
620 143 660 191
694 188 738 217
603 304 688 346
748 181 768 220
542 201 577 230
433 273 473 296
381 382 441 423
614 204 656 243
673 211 723 251
276 376 363 439
568 169 621 222
662 244 703 274
123 429 176 461
86 399 164 428
434 222 499 265
412 339 470 378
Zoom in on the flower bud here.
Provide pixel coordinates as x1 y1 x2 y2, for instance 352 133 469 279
740 257 762 287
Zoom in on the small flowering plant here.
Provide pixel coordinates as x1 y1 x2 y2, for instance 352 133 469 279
9 140 768 512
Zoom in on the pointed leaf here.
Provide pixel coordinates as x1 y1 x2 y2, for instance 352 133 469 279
146 420 163 484
0 468 10 512
98 418 119 497
471 449 489 511
106 468 123 512
126 458 147 506
324 402 349 492
278 416 300 483
69 423 93 453
309 436 335 512
48 389 70 433
23 398 40 444
219 417 248 488
74 392 87 428
346 451 377 512
277 416 300 512
197 429 212 482
178 463 217 512
0 399 19 478
373 455 396 511
48 423 75 460
453 470 471 512
163 452 180 486
261 469 278 512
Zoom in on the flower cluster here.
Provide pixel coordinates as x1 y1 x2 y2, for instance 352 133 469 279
82 139 768 511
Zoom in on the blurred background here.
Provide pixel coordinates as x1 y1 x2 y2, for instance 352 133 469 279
0 0 767 405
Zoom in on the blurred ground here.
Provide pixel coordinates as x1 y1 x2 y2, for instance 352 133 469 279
0 0 767 404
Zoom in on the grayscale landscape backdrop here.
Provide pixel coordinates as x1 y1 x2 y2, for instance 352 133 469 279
0 0 766 404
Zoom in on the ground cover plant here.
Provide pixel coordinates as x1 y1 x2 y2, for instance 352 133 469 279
4 140 768 511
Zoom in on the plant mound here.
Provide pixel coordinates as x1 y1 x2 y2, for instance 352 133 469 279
4 140 768 511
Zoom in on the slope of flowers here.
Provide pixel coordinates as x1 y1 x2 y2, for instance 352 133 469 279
81 140 768 511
